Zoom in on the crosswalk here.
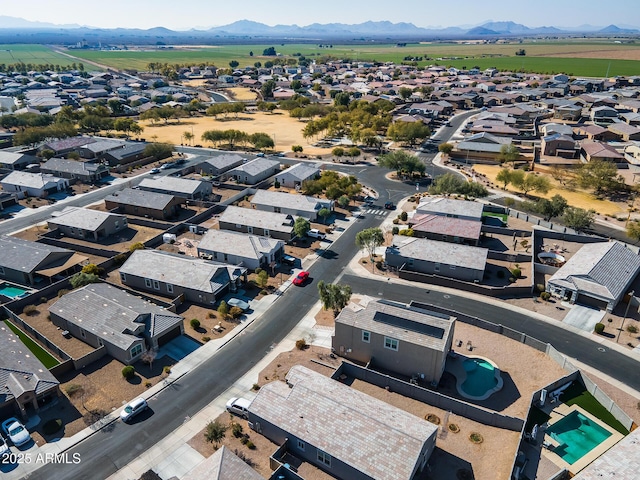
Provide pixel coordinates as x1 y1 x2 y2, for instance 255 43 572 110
361 208 390 216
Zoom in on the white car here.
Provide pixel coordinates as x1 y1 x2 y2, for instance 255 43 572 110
307 228 326 240
120 397 148 423
1 418 30 447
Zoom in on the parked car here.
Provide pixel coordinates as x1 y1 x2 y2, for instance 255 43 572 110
307 228 326 240
149 168 160 174
160 162 176 170
227 298 250 312
0 434 9 457
1 418 30 447
226 397 251 419
120 397 148 423
282 254 297 266
293 270 310 286
384 201 395 210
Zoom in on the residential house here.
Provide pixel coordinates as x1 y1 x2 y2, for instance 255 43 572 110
553 103 583 121
455 132 512 160
385 235 488 282
409 214 482 245
41 137 96 156
547 241 640 312
40 158 109 183
251 190 334 222
181 446 264 480
540 123 575 137
227 158 280 185
101 143 148 166
607 122 640 142
573 124 619 142
197 230 284 271
0 236 86 286
333 298 455 384
119 249 246 306
218 205 295 241
47 207 128 241
138 177 211 200
77 139 126 159
274 163 320 189
0 171 69 198
249 365 438 480
104 188 184 220
194 153 246 176
49 283 184 365
0 324 60 420
590 106 618 124
541 134 580 158
0 151 38 171
580 140 624 163
416 197 484 222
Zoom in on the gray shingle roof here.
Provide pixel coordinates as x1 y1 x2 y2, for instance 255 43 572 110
1 171 66 189
0 236 73 273
139 177 208 195
251 189 331 214
120 250 245 295
219 205 294 234
278 162 320 181
104 188 177 210
42 157 104 176
548 241 640 301
229 157 279 176
336 299 455 351
250 365 438 480
387 235 488 271
48 207 126 232
416 197 484 221
49 283 182 350
198 230 283 262
194 153 246 172
182 446 263 480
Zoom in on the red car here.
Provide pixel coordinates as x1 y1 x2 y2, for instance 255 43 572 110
293 271 310 286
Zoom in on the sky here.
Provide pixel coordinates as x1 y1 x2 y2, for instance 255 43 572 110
3 0 639 30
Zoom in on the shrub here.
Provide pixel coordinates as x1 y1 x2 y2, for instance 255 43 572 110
202 336 211 342
218 300 229 318
229 306 243 319
23 305 38 315
40 296 48 304
627 324 638 334
65 384 83 397
190 318 201 329
400 211 408 221
469 432 484 444
246 440 256 450
70 272 99 289
594 323 605 334
295 338 307 350
240 435 249 445
113 253 128 266
536 283 545 293
163 366 171 375
204 420 227 446
128 242 145 252
392 218 400 224
82 264 102 276
122 366 136 380
208 312 217 319
392 226 399 235
425 413 441 425
145 381 152 388
375 261 383 270
510 268 521 278
252 383 261 391
57 289 70 297
540 292 551 301
448 423 460 433
232 422 244 438
42 419 62 435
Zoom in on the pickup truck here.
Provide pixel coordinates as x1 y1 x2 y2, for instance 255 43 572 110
307 228 326 240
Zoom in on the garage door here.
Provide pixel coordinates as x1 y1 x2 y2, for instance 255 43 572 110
156 325 182 347
576 294 608 311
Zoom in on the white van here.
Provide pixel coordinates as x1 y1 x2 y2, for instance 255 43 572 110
225 397 251 419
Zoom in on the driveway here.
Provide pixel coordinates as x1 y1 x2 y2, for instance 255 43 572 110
158 335 201 362
561 304 606 332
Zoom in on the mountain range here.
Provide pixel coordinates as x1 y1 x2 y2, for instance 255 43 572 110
0 16 636 42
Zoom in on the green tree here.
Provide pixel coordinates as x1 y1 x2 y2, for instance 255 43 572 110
257 270 269 288
217 300 229 318
562 207 595 232
378 150 424 177
498 144 521 164
332 147 344 161
438 143 454 155
144 142 174 160
293 217 310 239
536 194 568 221
338 195 350 209
81 264 101 276
318 207 331 224
129 242 145 252
398 87 413 100
114 118 143 139
387 121 430 146
317 281 352 317
496 168 512 189
261 79 277 99
511 172 550 196
577 159 624 196
291 145 303 153
229 60 239 68
355 227 384 261
627 220 640 242
250 132 275 151
204 420 227 448
70 272 99 289
183 130 194 145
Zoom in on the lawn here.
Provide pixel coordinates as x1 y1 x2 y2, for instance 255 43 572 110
4 319 60 368
0 44 78 67
560 381 630 435
482 212 508 223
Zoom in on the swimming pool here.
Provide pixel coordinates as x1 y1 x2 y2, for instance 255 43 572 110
460 357 500 398
0 282 30 299
546 410 612 465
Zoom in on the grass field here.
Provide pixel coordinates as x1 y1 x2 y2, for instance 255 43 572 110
4 319 60 368
0 44 78 66
62 40 640 76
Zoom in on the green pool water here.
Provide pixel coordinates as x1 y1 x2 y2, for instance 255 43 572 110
460 358 498 397
547 411 612 465
0 283 30 299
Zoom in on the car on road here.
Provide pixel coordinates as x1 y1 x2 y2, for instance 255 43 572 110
120 397 148 423
293 270 310 286
227 298 250 312
282 254 297 266
226 397 251 419
175 159 186 165
307 228 326 240
384 201 395 210
0 434 9 457
149 168 160 174
1 418 30 447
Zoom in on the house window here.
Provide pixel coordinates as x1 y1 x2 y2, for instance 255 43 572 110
297 439 305 451
166 284 174 293
120 272 127 282
274 207 281 214
224 254 228 262
384 336 399 351
145 278 152 288
434 263 440 272
80 329 86 338
130 344 143 359
153 280 160 290
362 330 370 343
317 449 332 467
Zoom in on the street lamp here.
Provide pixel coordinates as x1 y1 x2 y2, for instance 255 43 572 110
617 290 634 343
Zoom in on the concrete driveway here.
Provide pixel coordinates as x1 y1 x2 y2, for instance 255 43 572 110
562 304 606 332
159 335 201 362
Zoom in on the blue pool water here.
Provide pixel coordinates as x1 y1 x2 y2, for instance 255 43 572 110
0 282 30 299
547 411 612 465
460 358 498 397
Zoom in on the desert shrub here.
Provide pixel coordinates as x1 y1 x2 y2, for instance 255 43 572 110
594 323 605 334
57 289 70 297
145 381 152 388
536 283 545 293
204 420 227 446
295 338 307 350
400 211 408 221
252 383 260 391
469 432 484 444
40 296 48 304
425 413 440 425
163 366 171 375
202 336 211 342
113 253 128 266
510 268 521 278
42 419 62 435
627 324 639 334
208 312 217 319
65 384 83 397
70 272 99 288
232 422 244 438
190 318 201 329
392 218 400 224
540 292 551 301
229 306 243 319
122 366 136 380
23 305 38 315
448 423 460 433
246 440 256 449
392 226 399 235
240 435 249 445
375 261 383 270
218 300 229 318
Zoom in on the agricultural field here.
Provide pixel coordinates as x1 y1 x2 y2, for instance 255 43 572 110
62 39 640 76
0 44 78 67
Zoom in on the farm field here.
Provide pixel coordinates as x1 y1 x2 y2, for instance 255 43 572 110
62 40 640 76
0 44 79 66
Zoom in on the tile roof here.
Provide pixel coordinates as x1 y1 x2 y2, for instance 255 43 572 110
182 446 263 480
549 241 640 301
580 140 624 159
410 213 482 240
250 365 438 480
387 235 488 271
